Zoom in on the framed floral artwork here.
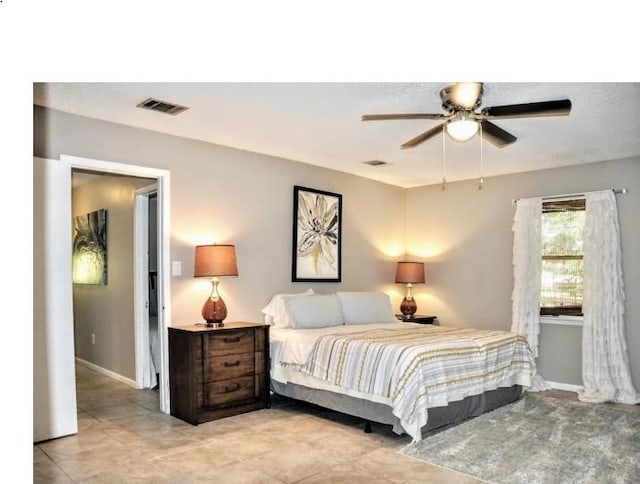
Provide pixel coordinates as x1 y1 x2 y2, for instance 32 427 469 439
292 185 342 282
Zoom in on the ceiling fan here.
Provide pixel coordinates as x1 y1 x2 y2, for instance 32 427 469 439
361 82 572 149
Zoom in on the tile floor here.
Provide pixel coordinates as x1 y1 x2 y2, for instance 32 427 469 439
38 365 639 483
34 364 483 483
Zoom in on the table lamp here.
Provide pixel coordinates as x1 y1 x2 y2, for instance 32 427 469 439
194 244 238 327
395 261 425 318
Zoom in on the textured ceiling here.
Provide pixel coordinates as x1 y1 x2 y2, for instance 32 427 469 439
34 82 640 188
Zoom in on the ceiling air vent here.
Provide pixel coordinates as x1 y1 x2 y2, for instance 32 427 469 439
136 97 189 115
363 160 389 167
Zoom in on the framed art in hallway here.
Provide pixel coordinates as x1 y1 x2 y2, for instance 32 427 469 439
292 185 342 282
72 208 108 285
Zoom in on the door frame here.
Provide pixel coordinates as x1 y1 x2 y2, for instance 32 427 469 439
134 184 158 389
61 154 172 413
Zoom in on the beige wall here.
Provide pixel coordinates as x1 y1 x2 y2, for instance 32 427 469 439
35 104 639 390
166 139 407 325
405 157 640 388
72 174 154 379
34 106 407 362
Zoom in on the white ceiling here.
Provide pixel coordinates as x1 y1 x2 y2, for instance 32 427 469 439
34 82 640 188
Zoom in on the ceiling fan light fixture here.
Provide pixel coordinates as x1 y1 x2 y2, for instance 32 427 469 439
452 82 483 109
361 82 570 149
446 118 478 142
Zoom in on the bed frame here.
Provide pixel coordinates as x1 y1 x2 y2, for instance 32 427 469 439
271 379 523 437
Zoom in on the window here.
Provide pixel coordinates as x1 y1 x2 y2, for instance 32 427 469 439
540 198 585 316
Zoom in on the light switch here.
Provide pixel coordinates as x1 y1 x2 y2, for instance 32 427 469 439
172 261 182 276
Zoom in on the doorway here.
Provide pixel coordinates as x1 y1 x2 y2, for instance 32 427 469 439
66 155 171 415
35 155 171 443
72 170 159 388
67 156 171 405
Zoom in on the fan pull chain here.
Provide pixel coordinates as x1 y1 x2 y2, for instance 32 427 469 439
441 124 447 190
478 123 484 191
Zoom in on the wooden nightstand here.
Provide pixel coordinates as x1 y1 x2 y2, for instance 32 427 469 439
168 322 270 425
396 314 438 324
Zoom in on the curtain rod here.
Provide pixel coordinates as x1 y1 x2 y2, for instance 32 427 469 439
512 188 628 205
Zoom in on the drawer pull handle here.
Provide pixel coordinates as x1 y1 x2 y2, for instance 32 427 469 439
225 383 241 393
224 360 241 367
224 336 241 343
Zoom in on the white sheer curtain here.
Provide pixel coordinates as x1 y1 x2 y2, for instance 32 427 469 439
511 197 549 391
579 191 639 404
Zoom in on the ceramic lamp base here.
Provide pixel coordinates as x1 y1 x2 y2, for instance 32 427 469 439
202 297 227 326
400 297 417 317
202 278 227 325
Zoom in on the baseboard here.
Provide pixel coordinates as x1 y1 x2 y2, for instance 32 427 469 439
75 357 138 388
546 381 583 393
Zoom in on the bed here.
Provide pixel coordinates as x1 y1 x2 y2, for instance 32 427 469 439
263 291 535 442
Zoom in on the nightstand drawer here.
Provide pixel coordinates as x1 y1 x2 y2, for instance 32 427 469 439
201 376 255 407
204 329 254 355
204 352 255 381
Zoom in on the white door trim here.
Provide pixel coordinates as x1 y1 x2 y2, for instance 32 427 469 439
134 187 151 389
61 154 172 414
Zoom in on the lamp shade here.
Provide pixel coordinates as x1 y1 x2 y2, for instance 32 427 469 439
194 244 238 277
395 262 425 284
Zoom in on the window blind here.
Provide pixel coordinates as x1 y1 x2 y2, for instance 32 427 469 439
540 198 585 316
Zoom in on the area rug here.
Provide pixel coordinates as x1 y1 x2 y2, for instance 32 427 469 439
400 394 639 483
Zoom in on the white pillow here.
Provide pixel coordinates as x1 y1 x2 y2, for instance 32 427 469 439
336 291 396 325
284 294 343 329
261 289 314 327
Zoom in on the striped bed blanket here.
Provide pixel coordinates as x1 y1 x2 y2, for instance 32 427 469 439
300 325 535 440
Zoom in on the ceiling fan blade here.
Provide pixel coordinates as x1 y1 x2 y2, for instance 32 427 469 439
481 99 572 119
401 123 445 149
362 113 447 121
480 120 517 148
